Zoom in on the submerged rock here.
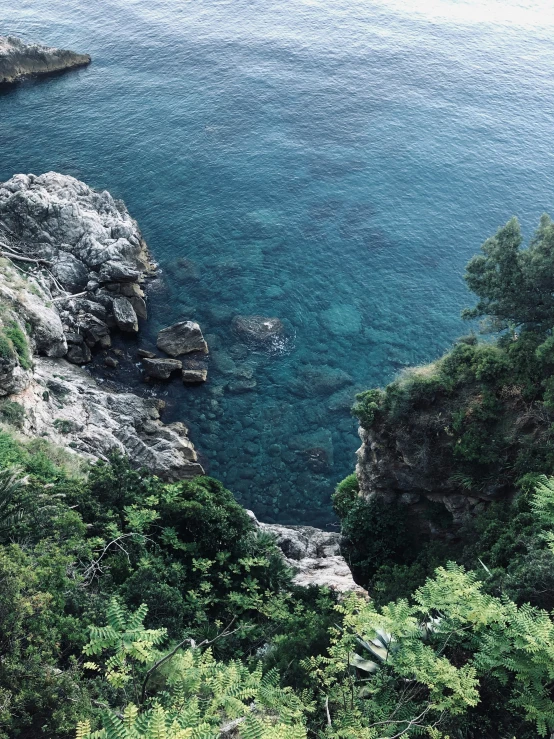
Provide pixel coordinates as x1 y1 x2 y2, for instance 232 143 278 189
0 36 90 85
320 304 362 335
142 357 182 380
157 321 208 356
232 315 285 347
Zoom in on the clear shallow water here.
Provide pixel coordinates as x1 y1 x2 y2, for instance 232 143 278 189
2 0 554 524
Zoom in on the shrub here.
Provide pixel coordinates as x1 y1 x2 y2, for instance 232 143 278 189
332 473 359 519
54 418 75 435
0 400 25 429
352 388 382 429
5 322 31 370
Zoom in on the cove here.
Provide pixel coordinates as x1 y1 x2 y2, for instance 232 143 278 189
1 0 554 524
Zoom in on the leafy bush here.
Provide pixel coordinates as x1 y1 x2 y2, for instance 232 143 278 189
5 321 31 369
331 473 359 519
0 400 25 428
352 388 382 429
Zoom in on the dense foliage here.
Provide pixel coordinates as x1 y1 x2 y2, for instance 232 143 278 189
6 214 554 738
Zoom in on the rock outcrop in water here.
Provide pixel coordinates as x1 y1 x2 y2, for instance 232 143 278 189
0 172 151 362
0 36 90 84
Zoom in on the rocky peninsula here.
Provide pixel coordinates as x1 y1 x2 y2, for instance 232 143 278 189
0 36 90 84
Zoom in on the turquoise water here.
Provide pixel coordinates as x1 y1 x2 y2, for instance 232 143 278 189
2 0 554 524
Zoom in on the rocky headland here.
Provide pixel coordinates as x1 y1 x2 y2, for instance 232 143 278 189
0 36 90 84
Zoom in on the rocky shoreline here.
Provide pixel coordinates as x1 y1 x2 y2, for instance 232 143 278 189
0 170 361 593
0 36 90 85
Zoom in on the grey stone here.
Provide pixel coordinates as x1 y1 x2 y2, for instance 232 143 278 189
0 36 90 85
13 357 205 481
157 321 208 356
112 297 138 333
104 356 118 368
129 295 147 320
65 332 84 344
66 343 92 365
182 368 208 383
232 315 285 347
247 511 366 594
137 349 157 358
51 252 89 293
142 357 182 380
98 260 141 283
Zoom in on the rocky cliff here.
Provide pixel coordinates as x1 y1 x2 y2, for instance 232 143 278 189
0 36 90 84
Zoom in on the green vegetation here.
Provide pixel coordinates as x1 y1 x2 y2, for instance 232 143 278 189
54 419 76 434
6 214 554 737
0 399 25 428
0 319 32 370
5 321 32 369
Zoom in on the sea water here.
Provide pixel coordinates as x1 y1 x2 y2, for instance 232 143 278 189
1 0 554 524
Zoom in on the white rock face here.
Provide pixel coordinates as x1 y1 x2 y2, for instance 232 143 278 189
247 511 366 594
0 172 152 362
0 36 90 84
0 258 203 481
14 357 204 480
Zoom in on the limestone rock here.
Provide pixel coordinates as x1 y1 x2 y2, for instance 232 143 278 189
66 342 91 364
51 252 89 293
13 357 204 481
0 36 90 84
157 321 208 357
142 357 182 380
129 295 147 320
112 297 138 332
0 171 153 354
138 348 157 358
232 315 284 348
99 260 141 283
247 511 365 594
182 368 207 383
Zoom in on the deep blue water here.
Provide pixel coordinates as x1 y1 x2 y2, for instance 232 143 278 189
2 0 554 525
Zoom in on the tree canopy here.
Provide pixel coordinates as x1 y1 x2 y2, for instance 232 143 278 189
463 213 554 331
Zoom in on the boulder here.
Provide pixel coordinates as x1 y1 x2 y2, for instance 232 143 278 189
157 321 208 357
129 295 147 320
142 357 182 380
51 252 89 293
66 342 91 364
137 348 157 358
0 36 90 85
112 297 138 333
231 315 284 347
182 368 207 383
98 260 141 283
